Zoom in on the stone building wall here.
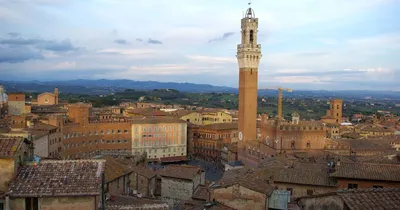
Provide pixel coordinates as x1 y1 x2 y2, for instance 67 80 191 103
273 183 336 198
212 184 267 210
297 195 344 210
37 93 56 106
161 177 193 208
10 196 96 210
8 93 25 116
33 134 49 157
336 178 400 189
0 158 14 192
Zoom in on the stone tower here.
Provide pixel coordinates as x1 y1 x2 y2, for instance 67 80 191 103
292 112 300 125
54 87 59 104
237 7 262 142
329 99 343 124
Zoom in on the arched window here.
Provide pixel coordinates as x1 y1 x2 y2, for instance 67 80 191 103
250 30 254 43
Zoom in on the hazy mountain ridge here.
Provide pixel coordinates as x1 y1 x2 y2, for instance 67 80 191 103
0 80 399 100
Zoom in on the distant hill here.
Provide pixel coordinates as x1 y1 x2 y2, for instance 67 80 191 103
0 79 399 100
0 79 236 94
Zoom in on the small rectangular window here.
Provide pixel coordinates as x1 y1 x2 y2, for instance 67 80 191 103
348 184 358 189
307 190 313 195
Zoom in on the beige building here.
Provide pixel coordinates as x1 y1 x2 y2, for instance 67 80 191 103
131 118 188 162
322 99 343 124
7 93 25 116
325 123 340 139
36 88 59 106
175 110 233 125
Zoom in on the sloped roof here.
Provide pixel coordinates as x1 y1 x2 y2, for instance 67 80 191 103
331 162 400 182
338 188 400 210
264 167 336 187
217 168 274 195
297 188 400 210
201 123 237 131
192 185 209 201
159 165 202 180
8 160 105 197
131 117 186 124
106 195 169 210
103 156 133 183
0 136 24 158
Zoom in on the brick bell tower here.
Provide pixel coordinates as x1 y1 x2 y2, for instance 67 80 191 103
237 6 262 142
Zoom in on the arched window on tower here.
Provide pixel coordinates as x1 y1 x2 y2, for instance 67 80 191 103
250 30 254 43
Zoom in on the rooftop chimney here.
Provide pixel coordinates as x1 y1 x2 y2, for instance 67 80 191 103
268 175 274 185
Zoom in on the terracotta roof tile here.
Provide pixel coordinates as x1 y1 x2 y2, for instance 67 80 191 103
297 188 400 210
159 155 187 163
103 156 133 182
30 123 58 131
8 159 105 197
331 162 400 182
159 165 202 180
131 117 186 124
126 108 167 117
264 167 337 187
132 166 157 179
192 185 209 201
0 136 24 158
201 123 237 131
217 168 274 195
338 188 400 210
106 195 169 210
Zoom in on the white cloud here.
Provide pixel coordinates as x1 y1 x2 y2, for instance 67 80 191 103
186 55 236 64
53 61 76 69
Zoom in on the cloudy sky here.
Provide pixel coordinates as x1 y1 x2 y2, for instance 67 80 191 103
0 0 399 90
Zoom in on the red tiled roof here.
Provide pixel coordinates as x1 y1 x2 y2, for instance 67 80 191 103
201 123 237 131
0 136 24 158
106 195 169 210
8 160 105 197
338 188 400 210
192 185 209 201
132 166 157 179
103 156 133 183
264 167 337 187
331 162 400 182
131 117 186 124
159 165 202 180
218 168 274 195
297 188 400 210
160 155 187 163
